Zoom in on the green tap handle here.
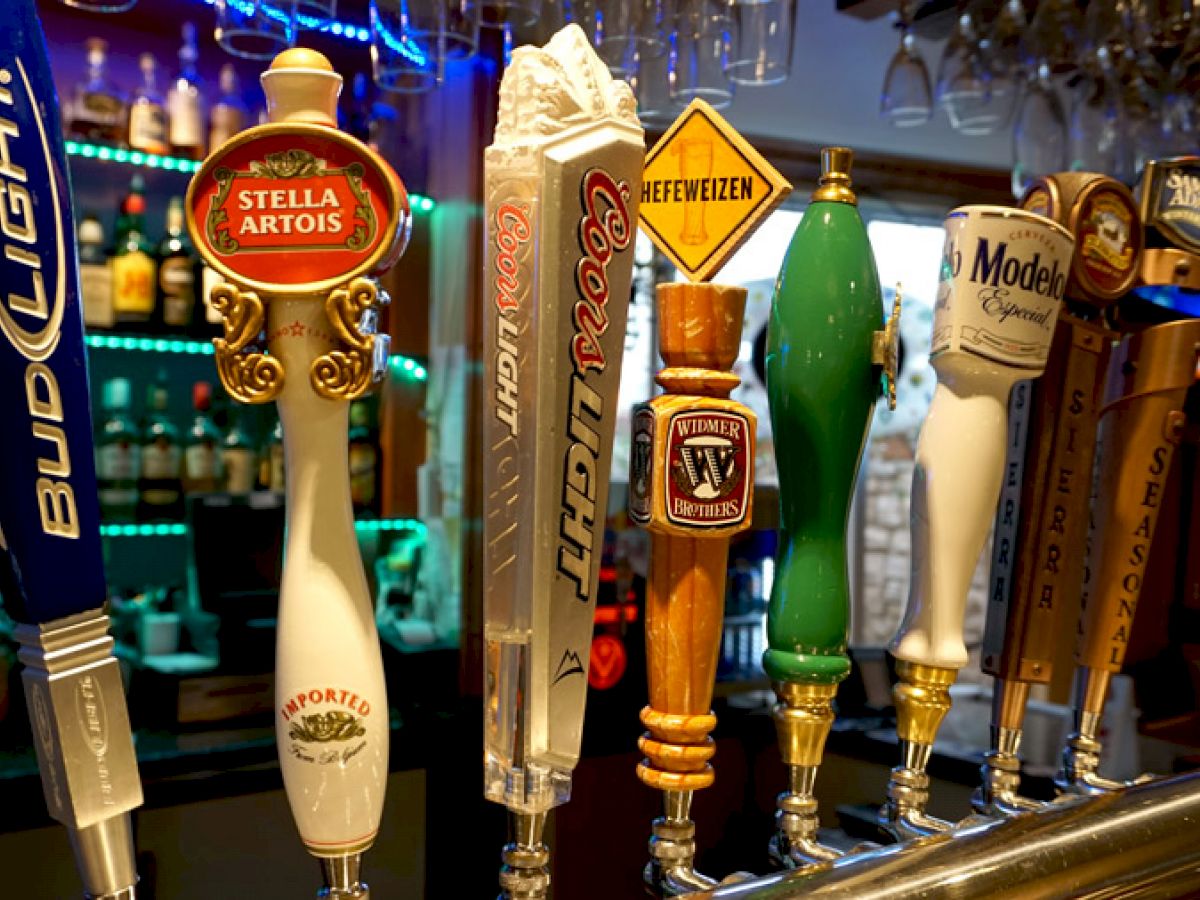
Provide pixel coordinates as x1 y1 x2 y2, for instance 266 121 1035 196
763 148 888 687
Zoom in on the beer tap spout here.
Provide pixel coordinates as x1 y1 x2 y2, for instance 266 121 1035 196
645 791 718 897
498 811 550 900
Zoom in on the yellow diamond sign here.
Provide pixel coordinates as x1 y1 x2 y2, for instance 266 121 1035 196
639 99 792 283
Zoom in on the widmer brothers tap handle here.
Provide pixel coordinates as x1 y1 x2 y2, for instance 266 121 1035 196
1075 321 1200 679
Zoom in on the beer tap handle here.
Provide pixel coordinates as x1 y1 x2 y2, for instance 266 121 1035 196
632 283 756 896
763 148 893 867
882 206 1074 840
1060 319 1200 794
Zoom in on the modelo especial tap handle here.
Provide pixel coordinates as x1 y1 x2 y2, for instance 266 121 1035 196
186 48 409 899
0 4 143 897
975 174 1139 817
481 25 644 900
764 148 897 867
1059 318 1200 794
882 206 1074 840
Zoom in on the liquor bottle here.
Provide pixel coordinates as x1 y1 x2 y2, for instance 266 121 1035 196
183 382 223 495
67 38 127 145
167 23 205 161
96 378 140 522
128 53 169 156
259 418 285 493
221 406 257 495
138 375 184 520
197 264 225 338
348 398 379 515
78 213 114 330
156 197 199 333
209 64 247 150
111 177 158 329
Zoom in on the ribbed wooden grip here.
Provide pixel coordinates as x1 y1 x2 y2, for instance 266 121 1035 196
637 533 727 791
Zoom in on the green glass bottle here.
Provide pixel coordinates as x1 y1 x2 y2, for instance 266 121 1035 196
96 377 140 522
764 147 885 687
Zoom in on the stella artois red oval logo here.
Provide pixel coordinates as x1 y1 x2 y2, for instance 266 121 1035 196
186 123 407 292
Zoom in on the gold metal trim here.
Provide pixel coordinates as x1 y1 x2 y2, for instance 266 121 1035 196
873 284 902 410
310 276 379 401
811 147 856 205
893 661 956 747
210 282 285 404
773 681 838 768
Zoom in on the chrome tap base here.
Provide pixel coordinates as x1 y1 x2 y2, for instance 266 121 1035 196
645 791 718 897
1056 731 1144 796
498 811 550 900
879 742 953 841
87 888 137 900
972 727 1042 817
317 854 368 899
768 766 841 869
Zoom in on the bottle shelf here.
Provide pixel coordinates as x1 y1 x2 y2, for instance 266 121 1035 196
65 140 437 213
100 517 426 538
85 334 428 382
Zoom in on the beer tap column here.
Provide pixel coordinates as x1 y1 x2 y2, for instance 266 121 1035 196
186 49 410 898
763 148 896 868
1058 319 1200 795
881 207 1074 840
975 174 1139 817
1 5 144 896
629 284 756 894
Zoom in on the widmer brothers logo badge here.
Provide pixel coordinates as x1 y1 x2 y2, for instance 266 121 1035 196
666 410 750 528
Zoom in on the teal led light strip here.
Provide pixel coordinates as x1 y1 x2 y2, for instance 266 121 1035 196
64 141 437 213
100 519 426 537
65 141 203 174
85 335 428 383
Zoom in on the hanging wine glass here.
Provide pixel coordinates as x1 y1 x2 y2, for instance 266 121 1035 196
628 36 680 124
936 8 1009 135
671 0 734 108
726 0 796 86
1021 0 1082 74
1083 0 1131 57
1164 15 1200 153
880 1 933 128
1069 47 1125 175
1012 62 1068 197
1130 0 1192 51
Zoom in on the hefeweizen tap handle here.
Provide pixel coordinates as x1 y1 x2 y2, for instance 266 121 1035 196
1075 320 1200 682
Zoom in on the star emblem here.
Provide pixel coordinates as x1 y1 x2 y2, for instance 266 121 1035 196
286 321 306 337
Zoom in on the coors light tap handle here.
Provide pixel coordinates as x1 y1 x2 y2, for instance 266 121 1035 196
881 206 1073 840
481 25 643 900
975 174 1139 817
764 148 896 868
0 4 143 897
1058 319 1200 795
185 48 409 899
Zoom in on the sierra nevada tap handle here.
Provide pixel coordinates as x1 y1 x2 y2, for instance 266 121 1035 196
764 148 896 867
1060 319 1200 793
882 206 1074 840
186 48 409 899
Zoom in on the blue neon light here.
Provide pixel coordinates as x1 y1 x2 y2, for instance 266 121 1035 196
201 0 371 42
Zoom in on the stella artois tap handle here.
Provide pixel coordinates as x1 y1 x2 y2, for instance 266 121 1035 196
186 48 410 899
630 99 789 896
1058 319 1200 795
881 206 1074 841
764 148 897 868
1 4 144 896
975 174 1140 818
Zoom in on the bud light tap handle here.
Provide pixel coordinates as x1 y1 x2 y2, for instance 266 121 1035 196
1059 319 1200 795
0 4 145 898
881 206 1073 840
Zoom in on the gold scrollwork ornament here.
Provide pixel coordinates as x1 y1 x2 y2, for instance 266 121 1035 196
210 282 285 404
310 276 381 401
872 284 903 411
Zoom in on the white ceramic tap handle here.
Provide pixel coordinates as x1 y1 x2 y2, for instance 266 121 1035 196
891 364 1020 670
270 295 388 857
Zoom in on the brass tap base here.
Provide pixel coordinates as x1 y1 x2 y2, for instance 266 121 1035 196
498 811 550 900
317 854 368 899
772 682 838 768
644 791 717 897
893 661 956 746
